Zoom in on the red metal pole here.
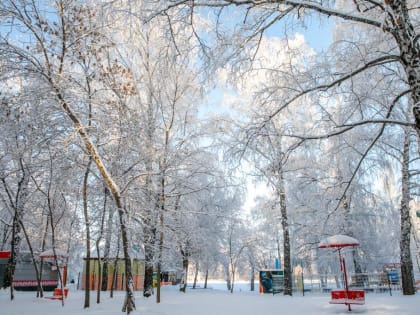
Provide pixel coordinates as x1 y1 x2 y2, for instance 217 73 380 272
339 248 351 311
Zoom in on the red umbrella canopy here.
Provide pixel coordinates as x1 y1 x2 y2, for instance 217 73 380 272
319 235 360 249
39 249 68 259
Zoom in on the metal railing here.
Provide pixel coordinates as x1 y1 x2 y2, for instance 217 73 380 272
291 272 402 294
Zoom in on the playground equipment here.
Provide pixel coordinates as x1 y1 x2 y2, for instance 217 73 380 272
319 235 365 311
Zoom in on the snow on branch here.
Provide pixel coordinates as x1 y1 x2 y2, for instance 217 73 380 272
155 0 386 29
264 54 401 126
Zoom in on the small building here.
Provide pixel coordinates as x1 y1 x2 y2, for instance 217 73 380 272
0 251 59 291
81 257 145 291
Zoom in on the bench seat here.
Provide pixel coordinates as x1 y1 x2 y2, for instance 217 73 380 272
330 289 365 305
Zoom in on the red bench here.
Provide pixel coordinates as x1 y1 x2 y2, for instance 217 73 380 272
330 289 365 305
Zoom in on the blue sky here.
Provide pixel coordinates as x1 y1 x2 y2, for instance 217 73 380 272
265 15 334 52
199 16 334 119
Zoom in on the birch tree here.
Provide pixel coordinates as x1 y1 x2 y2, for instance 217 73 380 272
400 125 415 294
0 1 136 311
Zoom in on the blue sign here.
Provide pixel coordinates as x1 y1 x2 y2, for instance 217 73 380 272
387 269 399 284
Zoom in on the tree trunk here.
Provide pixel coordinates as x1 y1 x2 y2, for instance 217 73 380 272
19 220 43 298
3 214 17 300
157 168 166 303
143 229 155 297
279 172 292 296
250 266 255 291
95 187 107 303
230 262 235 294
320 273 327 290
384 2 420 156
83 159 92 308
179 250 189 292
143 77 157 298
38 215 49 297
204 269 208 289
110 232 121 299
225 263 231 291
1 159 29 301
117 201 135 314
110 262 117 298
142 191 157 298
156 261 162 303
101 259 108 292
193 262 199 289
157 128 170 303
46 188 65 307
342 196 364 286
352 250 364 287
102 189 114 292
400 126 415 295
3 215 18 300
276 231 282 269
156 209 164 303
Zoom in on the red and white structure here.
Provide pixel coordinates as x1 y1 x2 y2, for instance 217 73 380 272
319 235 365 311
39 249 69 300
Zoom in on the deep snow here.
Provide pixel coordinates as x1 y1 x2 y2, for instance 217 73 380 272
1 284 419 315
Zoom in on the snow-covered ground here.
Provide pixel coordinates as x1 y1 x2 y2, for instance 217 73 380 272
1 284 419 315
